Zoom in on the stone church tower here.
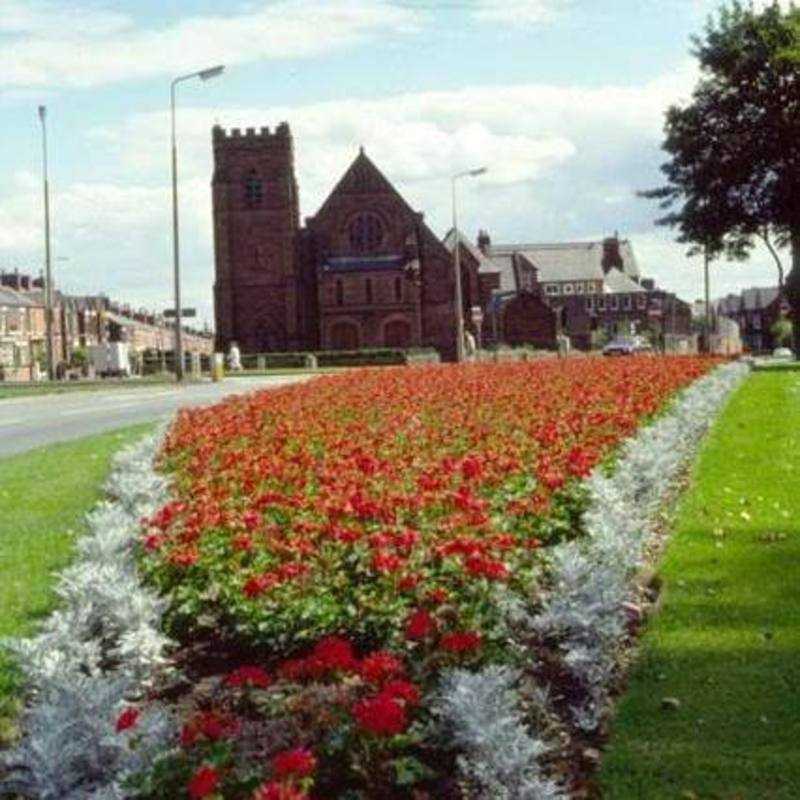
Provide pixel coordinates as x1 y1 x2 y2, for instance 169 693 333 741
211 123 304 353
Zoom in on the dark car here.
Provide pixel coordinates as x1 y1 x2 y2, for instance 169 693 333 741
602 336 653 356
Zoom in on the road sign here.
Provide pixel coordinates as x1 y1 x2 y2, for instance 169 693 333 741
164 308 197 318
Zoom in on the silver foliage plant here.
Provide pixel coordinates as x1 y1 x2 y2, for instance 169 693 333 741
438 361 748 796
1 427 178 800
434 667 566 800
533 361 749 731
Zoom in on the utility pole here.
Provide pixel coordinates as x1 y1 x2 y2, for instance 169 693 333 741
170 64 224 381
451 167 487 362
38 105 55 381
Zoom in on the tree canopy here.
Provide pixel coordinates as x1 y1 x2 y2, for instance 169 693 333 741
643 0 800 353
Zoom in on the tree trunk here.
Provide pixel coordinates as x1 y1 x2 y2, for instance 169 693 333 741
788 229 800 359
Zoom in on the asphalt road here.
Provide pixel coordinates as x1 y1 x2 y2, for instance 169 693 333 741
0 375 313 459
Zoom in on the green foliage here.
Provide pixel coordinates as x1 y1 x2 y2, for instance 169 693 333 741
600 372 800 798
643 1 800 351
771 316 793 346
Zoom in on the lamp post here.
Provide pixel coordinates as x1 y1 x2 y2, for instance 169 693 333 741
170 64 224 381
38 105 54 381
451 167 487 362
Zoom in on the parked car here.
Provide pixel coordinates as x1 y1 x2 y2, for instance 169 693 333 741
602 336 653 356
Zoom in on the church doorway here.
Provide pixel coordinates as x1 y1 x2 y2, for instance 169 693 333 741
383 318 412 348
329 320 361 351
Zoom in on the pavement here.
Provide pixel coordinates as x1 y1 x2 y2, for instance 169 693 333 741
0 375 314 459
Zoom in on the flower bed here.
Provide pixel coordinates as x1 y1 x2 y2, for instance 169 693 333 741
126 357 720 799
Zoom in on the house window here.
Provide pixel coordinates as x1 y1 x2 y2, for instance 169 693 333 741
394 276 403 302
349 213 384 254
335 279 344 307
545 284 560 296
244 171 263 207
576 282 586 294
623 295 632 310
563 283 574 295
752 312 761 330
585 296 595 311
597 297 606 311
637 294 647 310
610 295 619 311
365 278 373 304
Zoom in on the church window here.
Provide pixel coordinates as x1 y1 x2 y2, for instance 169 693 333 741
394 276 402 302
349 213 384 254
336 279 344 306
244 170 263 207
365 278 373 304
637 294 647 310
623 295 632 310
610 295 620 311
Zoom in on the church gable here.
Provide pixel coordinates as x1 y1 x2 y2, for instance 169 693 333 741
308 149 450 263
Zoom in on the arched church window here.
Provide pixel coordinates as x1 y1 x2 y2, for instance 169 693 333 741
244 170 263 208
336 279 344 306
348 213 384 254
394 276 402 302
365 278 373 304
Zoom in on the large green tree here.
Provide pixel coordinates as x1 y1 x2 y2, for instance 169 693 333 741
644 0 800 355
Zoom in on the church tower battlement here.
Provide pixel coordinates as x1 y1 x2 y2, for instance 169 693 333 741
212 122 301 353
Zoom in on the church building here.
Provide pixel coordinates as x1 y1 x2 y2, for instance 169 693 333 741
212 122 485 361
211 122 687 359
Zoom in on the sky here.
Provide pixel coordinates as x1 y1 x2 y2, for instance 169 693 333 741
0 0 791 327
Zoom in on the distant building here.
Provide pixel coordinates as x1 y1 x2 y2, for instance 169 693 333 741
715 286 789 353
0 271 212 380
445 231 692 350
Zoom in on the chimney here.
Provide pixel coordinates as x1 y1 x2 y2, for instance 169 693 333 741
601 232 624 274
641 278 655 292
477 229 491 255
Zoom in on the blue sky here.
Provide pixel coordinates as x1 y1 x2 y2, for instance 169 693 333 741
0 0 788 326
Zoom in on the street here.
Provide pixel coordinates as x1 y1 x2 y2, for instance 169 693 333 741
0 375 313 459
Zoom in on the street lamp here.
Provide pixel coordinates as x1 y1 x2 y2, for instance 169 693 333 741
170 64 224 381
451 167 487 362
38 105 54 381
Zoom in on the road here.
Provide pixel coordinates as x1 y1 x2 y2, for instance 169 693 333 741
0 375 313 459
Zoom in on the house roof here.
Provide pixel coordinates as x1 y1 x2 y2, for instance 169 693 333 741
0 287 35 308
603 267 646 294
489 239 641 284
741 286 780 311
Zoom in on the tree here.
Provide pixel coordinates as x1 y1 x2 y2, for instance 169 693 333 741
642 1 800 356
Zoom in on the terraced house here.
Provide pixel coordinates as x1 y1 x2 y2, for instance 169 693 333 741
212 122 690 359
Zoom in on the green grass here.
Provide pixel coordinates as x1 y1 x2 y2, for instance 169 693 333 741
0 423 155 742
600 372 800 799
0 375 188 400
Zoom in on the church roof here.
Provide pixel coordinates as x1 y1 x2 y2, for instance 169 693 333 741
603 267 646 294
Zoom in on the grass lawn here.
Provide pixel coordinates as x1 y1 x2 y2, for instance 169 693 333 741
0 376 186 400
0 423 155 742
600 371 800 799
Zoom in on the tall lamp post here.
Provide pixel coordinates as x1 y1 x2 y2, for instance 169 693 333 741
38 105 55 381
170 64 224 381
451 167 487 362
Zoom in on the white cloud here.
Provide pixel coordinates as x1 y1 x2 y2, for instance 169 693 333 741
472 0 572 25
4 60 782 328
0 0 422 89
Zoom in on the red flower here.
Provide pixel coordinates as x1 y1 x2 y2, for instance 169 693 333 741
381 679 421 707
225 665 271 689
115 706 139 733
353 694 408 736
359 651 405 685
242 510 262 531
188 765 220 799
272 747 317 778
254 782 309 800
440 631 482 654
405 608 436 640
243 572 279 598
181 711 237 746
371 550 404 574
